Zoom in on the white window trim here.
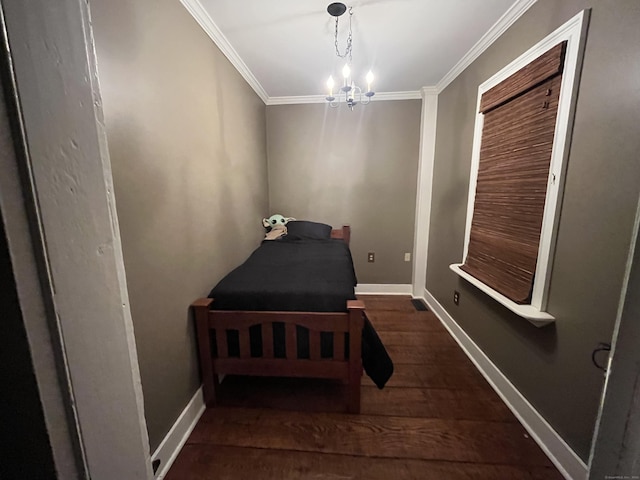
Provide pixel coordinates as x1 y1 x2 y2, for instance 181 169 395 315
450 10 590 327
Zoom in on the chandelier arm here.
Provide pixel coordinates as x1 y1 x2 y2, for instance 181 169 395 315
353 84 363 104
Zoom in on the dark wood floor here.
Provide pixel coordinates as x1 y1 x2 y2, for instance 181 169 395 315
166 295 563 480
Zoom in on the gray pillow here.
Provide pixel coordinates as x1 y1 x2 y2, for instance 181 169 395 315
285 220 332 240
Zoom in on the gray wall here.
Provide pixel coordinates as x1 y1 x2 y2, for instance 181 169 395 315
267 101 421 284
91 0 269 450
426 0 640 460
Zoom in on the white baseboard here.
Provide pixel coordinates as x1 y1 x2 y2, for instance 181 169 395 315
152 386 206 479
422 289 588 480
355 284 413 295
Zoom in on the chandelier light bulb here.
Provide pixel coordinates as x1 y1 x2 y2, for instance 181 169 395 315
342 64 351 79
366 71 374 92
327 75 335 96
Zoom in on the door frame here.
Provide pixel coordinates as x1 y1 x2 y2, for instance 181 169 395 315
588 195 640 478
0 0 152 478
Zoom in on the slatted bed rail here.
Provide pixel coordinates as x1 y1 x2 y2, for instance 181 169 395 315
192 298 365 413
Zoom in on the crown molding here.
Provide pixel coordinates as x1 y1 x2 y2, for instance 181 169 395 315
375 91 422 101
435 0 538 93
420 86 439 97
267 90 422 106
181 0 537 104
179 0 269 103
266 95 327 105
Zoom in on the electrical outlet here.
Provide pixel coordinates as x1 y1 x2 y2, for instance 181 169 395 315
367 252 375 263
404 252 411 262
453 290 460 305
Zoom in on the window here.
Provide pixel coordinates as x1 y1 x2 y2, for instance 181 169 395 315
450 11 589 326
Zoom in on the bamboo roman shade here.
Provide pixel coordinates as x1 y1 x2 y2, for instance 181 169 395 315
460 42 567 304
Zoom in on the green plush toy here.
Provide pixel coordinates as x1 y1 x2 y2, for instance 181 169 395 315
262 214 295 230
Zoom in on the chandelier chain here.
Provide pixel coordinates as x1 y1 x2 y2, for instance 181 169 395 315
333 6 353 64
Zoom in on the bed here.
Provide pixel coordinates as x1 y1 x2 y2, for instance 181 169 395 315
191 221 393 413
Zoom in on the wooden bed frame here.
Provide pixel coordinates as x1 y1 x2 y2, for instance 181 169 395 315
192 225 365 413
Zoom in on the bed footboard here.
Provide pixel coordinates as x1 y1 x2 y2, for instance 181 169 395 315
191 298 365 413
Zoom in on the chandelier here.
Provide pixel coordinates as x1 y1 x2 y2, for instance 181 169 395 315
324 2 375 110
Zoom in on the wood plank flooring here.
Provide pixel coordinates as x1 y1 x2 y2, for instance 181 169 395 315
165 295 563 480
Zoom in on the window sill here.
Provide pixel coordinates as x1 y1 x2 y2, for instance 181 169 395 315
449 264 555 327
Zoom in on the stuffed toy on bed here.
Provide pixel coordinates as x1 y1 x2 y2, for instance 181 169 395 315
262 214 295 240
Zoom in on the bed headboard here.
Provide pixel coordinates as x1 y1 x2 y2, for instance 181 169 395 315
330 225 351 246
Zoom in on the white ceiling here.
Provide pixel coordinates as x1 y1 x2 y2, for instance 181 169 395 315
191 0 529 100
